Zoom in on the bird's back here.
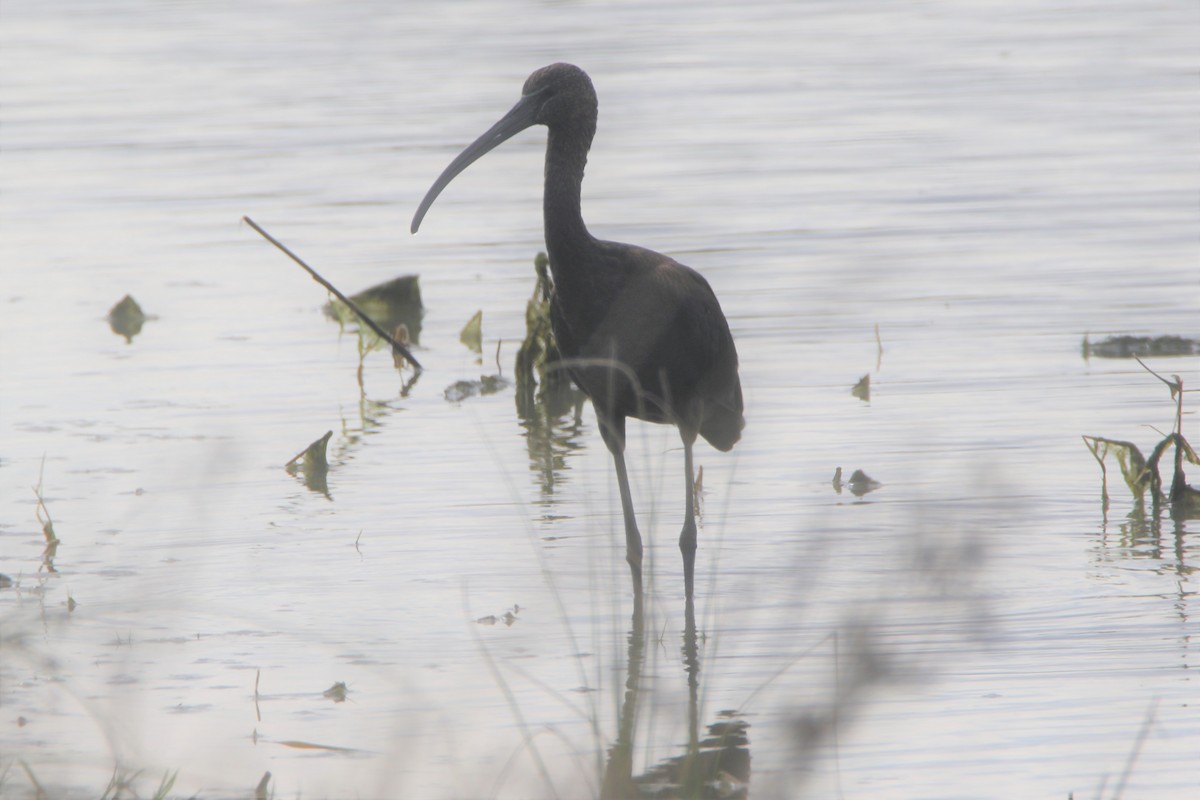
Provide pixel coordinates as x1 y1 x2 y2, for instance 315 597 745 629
548 241 743 449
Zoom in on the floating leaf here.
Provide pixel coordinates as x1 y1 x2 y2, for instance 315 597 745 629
286 431 332 473
477 604 521 627
847 469 881 497
107 294 150 342
832 467 881 496
285 431 333 497
460 309 483 354
851 374 870 402
444 374 510 403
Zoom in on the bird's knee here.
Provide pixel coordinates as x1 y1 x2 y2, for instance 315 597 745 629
626 545 643 569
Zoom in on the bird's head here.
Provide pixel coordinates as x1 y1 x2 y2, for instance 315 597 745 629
520 63 597 130
411 63 597 234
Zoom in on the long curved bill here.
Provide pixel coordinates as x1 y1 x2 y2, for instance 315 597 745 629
410 90 542 234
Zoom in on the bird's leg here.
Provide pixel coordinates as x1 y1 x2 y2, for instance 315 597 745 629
599 415 643 589
679 426 699 598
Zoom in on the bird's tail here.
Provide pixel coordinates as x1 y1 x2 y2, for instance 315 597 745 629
699 379 744 452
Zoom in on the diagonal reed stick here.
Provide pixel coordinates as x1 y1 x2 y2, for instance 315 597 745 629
242 216 422 371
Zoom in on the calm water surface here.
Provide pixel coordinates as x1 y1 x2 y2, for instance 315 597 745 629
1 1 1197 797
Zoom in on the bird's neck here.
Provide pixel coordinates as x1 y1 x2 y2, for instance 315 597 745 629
542 124 595 275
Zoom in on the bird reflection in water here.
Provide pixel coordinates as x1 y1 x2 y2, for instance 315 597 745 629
601 592 751 800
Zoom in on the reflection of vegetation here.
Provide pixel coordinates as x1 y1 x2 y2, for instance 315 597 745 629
1084 358 1199 520
33 461 59 573
519 384 586 502
107 294 150 343
514 252 588 499
285 430 333 498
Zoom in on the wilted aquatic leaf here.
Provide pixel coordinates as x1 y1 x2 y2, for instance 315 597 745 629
326 275 424 347
285 431 333 497
286 431 332 473
323 681 348 702
107 294 150 343
1082 435 1150 497
460 309 483 354
851 374 870 401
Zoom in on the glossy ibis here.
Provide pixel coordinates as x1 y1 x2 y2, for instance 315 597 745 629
412 63 743 595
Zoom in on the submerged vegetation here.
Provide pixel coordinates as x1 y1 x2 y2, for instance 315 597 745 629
1082 334 1199 360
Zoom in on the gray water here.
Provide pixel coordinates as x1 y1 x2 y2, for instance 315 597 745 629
1 1 1197 797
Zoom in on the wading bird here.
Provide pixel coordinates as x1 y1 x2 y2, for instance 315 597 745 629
412 63 743 595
